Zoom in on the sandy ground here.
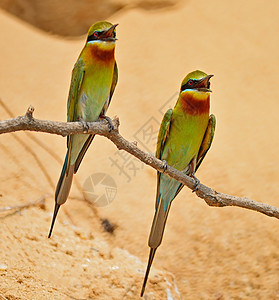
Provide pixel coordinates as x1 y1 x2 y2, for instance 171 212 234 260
1 1 279 299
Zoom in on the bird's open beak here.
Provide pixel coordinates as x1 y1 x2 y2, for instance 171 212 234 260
196 74 214 92
100 24 118 41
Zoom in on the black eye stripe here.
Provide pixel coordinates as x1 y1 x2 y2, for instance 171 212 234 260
87 31 102 42
180 78 211 91
87 30 116 42
180 80 197 91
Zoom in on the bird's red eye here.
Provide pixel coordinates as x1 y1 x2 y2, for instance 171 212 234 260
94 31 98 37
188 79 193 85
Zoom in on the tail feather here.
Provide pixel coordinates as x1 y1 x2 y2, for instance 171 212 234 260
55 163 74 206
48 151 74 238
48 203 60 238
74 135 94 173
55 152 74 204
141 248 157 297
149 196 172 248
141 197 172 296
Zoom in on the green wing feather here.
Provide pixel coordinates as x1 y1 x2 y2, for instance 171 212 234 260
67 58 85 123
65 58 85 173
156 108 172 159
155 109 172 207
74 62 118 173
110 62 118 102
196 114 216 171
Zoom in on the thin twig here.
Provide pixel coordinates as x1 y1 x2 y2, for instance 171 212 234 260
0 197 45 213
0 107 279 220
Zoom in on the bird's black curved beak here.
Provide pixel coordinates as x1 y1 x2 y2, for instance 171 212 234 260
100 24 118 41
196 74 214 92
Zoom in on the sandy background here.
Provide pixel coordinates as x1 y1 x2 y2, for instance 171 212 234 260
1 0 279 299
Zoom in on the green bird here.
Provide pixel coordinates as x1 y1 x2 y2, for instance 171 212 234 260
48 21 118 238
141 70 216 296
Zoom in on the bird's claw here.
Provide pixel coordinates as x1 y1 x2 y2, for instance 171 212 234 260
80 120 89 133
191 174 200 193
104 116 114 132
162 160 168 173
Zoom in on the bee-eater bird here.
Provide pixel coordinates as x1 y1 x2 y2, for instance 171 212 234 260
48 21 118 238
140 70 216 296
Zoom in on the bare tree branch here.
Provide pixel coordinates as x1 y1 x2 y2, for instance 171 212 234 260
1 106 279 220
0 101 55 188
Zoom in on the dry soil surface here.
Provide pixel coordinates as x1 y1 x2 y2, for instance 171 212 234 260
1 1 279 299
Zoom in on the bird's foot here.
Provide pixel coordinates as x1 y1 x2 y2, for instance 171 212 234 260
162 160 168 173
104 116 114 132
191 174 200 193
80 119 89 133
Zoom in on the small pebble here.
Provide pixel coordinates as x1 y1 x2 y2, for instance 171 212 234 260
65 250 73 256
102 218 116 234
